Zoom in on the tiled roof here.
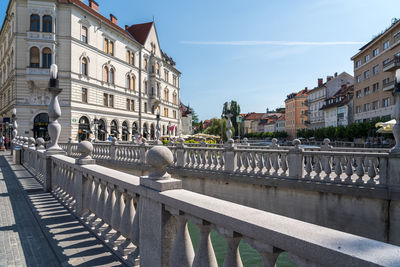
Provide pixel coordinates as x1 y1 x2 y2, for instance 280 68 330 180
180 102 192 117
126 22 153 45
320 85 354 110
243 113 264 121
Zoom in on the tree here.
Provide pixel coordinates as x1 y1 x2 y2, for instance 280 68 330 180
221 100 241 137
191 108 199 125
204 118 234 141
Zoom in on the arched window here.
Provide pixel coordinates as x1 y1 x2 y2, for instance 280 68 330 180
109 68 115 84
42 48 52 68
30 14 40 32
110 120 119 137
173 92 177 104
131 76 135 91
156 63 160 74
126 74 130 89
126 51 130 63
164 88 169 102
151 65 154 73
29 47 40 68
103 66 109 83
78 116 90 141
42 15 52 33
81 57 88 75
144 58 148 70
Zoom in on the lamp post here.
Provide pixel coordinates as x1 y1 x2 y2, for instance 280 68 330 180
154 109 162 145
168 121 172 140
47 64 63 153
226 102 233 142
93 116 98 142
11 108 17 153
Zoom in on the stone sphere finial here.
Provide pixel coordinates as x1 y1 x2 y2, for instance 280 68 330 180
23 137 29 145
292 138 301 148
323 138 330 145
112 137 117 144
28 137 36 147
68 137 72 142
272 138 278 145
146 146 174 179
36 138 45 150
76 141 95 165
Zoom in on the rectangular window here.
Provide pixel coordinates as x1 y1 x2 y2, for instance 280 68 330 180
173 110 177 119
144 102 147 112
81 26 88 43
173 76 177 87
104 38 109 54
164 108 169 117
109 41 114 56
373 64 379 75
355 60 362 68
364 54 370 63
126 51 130 63
126 98 130 110
372 100 380 110
373 82 379 92
131 100 135 111
164 70 169 82
383 58 390 65
394 31 400 43
383 40 390 50
364 103 370 111
373 48 379 57
109 94 114 107
383 77 390 86
103 93 108 107
382 97 391 107
364 87 370 96
82 88 87 103
364 70 370 79
356 75 361 83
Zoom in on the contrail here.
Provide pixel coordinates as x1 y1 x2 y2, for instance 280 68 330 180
180 40 364 46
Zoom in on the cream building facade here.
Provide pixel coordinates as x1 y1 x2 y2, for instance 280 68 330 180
0 0 181 142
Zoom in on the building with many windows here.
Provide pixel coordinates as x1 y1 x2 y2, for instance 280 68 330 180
351 19 400 123
0 0 181 142
285 88 308 139
306 72 353 129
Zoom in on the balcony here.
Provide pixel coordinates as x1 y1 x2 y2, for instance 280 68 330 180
26 68 50 82
383 55 400 72
382 80 395 91
27 31 56 42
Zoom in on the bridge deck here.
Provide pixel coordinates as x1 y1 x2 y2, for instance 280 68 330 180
0 151 125 267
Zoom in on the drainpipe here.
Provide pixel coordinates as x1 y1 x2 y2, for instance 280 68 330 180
138 48 142 134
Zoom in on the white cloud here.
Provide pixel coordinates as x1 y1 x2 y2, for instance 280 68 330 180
181 40 364 46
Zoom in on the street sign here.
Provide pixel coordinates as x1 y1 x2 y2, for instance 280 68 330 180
237 115 242 123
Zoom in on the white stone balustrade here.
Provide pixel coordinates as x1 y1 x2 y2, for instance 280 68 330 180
16 143 400 266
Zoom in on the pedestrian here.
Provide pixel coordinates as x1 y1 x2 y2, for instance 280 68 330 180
5 136 9 149
108 135 113 141
0 135 5 151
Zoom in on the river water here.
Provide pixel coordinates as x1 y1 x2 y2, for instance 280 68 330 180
188 222 296 266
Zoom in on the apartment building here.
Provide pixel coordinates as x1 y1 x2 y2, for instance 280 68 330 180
320 84 354 127
351 19 400 122
285 88 308 139
0 0 181 142
307 72 353 129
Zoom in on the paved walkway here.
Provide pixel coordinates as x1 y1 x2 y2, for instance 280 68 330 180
0 151 125 267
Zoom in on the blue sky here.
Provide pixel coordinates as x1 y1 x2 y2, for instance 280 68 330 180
1 0 400 120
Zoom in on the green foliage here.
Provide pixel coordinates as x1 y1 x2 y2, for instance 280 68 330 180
296 117 393 140
203 118 234 141
244 131 288 139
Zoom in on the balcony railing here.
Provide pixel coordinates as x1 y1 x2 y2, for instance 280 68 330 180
383 55 400 72
382 80 395 91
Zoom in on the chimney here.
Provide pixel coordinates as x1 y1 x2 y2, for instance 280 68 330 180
334 72 338 77
110 14 117 24
318 78 323 87
88 0 99 12
125 25 129 30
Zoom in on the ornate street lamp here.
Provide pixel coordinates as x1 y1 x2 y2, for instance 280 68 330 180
154 109 162 145
168 121 172 140
47 64 63 152
93 116 99 142
226 102 233 142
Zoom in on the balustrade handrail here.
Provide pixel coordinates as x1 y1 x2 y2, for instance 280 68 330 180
24 147 400 266
302 150 390 158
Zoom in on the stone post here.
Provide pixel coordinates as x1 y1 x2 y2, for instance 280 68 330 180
139 146 181 266
139 138 148 164
67 137 72 156
270 138 279 148
176 138 186 168
320 138 333 151
224 139 237 172
110 137 118 161
287 139 304 178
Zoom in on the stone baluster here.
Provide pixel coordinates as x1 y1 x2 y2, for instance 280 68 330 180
242 152 249 173
313 155 322 181
304 155 312 179
109 188 124 245
280 154 288 177
201 149 206 169
88 177 100 223
192 220 218 267
190 151 195 167
323 155 332 182
185 149 191 168
264 153 272 175
207 150 213 170
355 156 365 185
195 150 201 168
366 159 377 185
168 209 195 267
333 156 343 183
344 156 354 184
95 180 108 230
118 193 137 254
272 152 279 175
244 238 281 267
101 183 115 237
235 151 242 173
218 228 243 267
212 152 219 170
249 152 256 174
83 176 95 219
257 152 264 175
219 151 225 169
